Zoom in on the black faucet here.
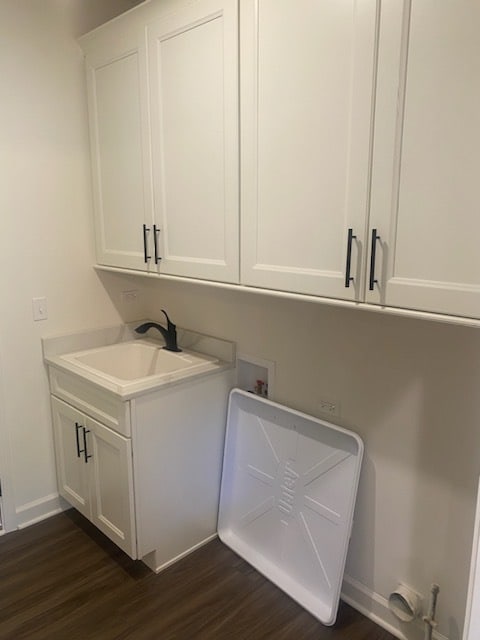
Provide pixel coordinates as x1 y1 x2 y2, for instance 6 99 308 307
135 310 182 352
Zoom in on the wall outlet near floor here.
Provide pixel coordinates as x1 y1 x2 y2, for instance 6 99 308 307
317 398 340 417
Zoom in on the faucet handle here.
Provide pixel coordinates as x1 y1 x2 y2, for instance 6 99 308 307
161 309 175 330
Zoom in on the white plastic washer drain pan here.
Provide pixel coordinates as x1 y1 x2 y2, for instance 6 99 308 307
218 389 364 625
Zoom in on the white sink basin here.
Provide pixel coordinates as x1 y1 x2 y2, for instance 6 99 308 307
61 339 218 383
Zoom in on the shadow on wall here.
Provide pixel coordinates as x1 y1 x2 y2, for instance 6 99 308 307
344 455 377 596
97 271 480 636
415 324 480 640
348 313 480 638
94 270 150 324
67 0 146 37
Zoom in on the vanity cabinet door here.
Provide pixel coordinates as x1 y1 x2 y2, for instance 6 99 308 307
51 397 136 559
51 397 90 520
87 417 136 559
82 18 154 272
240 0 378 299
147 0 239 283
367 1 480 319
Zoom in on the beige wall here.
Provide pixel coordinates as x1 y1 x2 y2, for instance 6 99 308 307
0 0 146 528
1 0 479 637
121 274 480 637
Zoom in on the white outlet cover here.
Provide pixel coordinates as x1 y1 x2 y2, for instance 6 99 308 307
218 389 363 625
121 290 138 303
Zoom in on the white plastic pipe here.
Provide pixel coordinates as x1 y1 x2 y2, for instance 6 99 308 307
423 584 439 640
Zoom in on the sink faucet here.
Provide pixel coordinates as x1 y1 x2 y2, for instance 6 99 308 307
135 310 182 352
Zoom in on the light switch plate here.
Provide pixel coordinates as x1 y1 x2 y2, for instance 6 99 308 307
32 297 48 321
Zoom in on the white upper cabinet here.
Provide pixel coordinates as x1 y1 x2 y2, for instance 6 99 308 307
240 0 378 300
81 0 479 322
83 19 154 271
147 0 239 283
367 0 480 319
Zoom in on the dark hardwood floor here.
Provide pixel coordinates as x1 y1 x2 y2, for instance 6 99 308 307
0 510 395 640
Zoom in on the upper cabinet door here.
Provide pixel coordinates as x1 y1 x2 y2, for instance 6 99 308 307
84 21 154 271
367 1 480 319
240 0 378 299
147 0 239 283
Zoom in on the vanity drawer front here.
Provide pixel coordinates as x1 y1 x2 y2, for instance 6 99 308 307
49 367 131 437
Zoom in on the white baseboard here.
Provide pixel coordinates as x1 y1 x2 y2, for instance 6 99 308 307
16 493 68 529
341 574 448 640
143 533 218 574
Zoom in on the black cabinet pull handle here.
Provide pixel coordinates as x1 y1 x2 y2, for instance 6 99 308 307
153 224 161 264
344 228 356 288
369 228 381 291
82 428 92 463
143 224 151 263
75 422 84 458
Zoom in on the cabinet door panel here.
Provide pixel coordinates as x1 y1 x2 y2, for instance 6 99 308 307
368 0 480 318
148 0 239 282
51 398 89 519
85 22 153 271
241 0 377 299
87 417 136 559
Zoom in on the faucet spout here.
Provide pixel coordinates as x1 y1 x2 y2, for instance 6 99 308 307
135 310 181 352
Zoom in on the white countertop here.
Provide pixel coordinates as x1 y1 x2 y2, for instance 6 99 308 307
43 320 236 400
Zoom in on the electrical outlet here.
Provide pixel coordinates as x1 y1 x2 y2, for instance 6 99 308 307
121 290 138 303
318 398 340 416
32 297 48 321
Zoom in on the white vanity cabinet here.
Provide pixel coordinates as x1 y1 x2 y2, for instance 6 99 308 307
132 373 232 571
47 355 233 571
366 0 480 319
240 0 378 301
51 396 136 558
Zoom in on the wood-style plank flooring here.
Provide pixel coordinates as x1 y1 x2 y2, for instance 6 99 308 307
0 510 395 639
